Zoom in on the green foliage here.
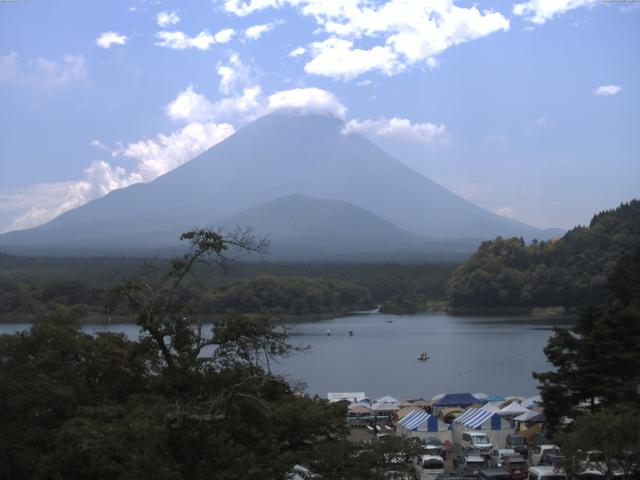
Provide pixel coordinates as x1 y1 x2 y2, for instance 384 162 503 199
0 228 353 479
447 200 640 308
534 249 640 431
554 408 640 478
0 255 455 323
203 276 375 317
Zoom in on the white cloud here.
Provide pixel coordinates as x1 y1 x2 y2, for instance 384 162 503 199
267 87 347 119
593 84 622 96
157 11 180 27
343 117 449 143
215 86 264 119
4 161 139 232
0 51 18 82
0 52 87 90
223 0 509 80
214 28 236 43
245 22 276 40
357 79 372 86
493 206 516 218
166 83 264 123
3 122 235 232
155 31 216 50
513 0 597 25
96 32 128 48
122 122 235 181
305 37 402 80
289 46 306 57
166 85 217 122
216 53 255 95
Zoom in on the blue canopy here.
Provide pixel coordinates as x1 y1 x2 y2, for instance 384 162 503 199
433 393 479 407
454 408 508 430
398 410 449 432
486 394 506 402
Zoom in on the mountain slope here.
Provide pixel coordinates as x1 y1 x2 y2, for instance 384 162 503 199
0 113 554 255
447 199 640 308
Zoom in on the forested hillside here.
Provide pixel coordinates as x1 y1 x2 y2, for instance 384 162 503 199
0 256 454 322
447 200 640 309
202 276 375 316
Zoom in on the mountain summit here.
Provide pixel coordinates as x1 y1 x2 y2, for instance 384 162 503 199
0 113 554 256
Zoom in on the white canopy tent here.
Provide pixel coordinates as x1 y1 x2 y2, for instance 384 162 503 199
500 401 529 415
513 409 538 422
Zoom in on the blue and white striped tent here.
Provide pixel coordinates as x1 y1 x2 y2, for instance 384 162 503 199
452 408 513 448
396 410 452 442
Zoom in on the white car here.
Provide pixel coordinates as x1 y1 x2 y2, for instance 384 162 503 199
489 448 519 468
461 431 493 455
527 466 567 480
531 445 560 466
411 454 445 480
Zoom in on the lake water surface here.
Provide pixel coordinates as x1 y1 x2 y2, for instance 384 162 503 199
0 312 572 400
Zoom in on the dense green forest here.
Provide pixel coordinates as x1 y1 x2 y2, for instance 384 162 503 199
0 254 455 322
447 200 640 309
202 276 375 316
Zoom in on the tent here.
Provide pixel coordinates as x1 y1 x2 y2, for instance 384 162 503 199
480 402 502 413
485 394 505 402
397 410 453 443
452 408 514 449
397 405 424 420
529 412 546 423
499 402 529 415
433 393 480 413
473 393 489 401
513 409 538 422
521 395 542 409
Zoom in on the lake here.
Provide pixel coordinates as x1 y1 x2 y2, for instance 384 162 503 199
0 311 572 400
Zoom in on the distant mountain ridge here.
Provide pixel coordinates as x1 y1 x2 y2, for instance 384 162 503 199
0 113 559 258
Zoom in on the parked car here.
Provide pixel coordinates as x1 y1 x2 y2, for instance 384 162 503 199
528 433 551 448
506 434 529 457
477 468 513 480
489 449 519 468
461 431 493 455
411 454 445 480
539 451 564 467
532 445 560 466
455 452 488 479
424 437 446 458
527 466 567 480
503 456 529 480
576 451 625 478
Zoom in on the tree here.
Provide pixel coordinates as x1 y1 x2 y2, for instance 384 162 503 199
1 228 371 479
534 249 640 431
555 409 640 479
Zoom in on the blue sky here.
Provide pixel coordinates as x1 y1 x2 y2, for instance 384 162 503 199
0 0 638 233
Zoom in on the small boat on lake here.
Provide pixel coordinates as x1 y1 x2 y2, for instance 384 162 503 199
418 352 430 361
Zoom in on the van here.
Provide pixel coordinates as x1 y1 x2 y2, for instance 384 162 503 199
412 454 445 480
461 431 493 455
527 466 567 480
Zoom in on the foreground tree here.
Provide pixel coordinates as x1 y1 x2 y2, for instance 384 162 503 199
534 249 640 431
555 408 640 479
0 229 351 479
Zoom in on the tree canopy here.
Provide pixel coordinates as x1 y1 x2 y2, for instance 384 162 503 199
534 248 640 431
447 200 640 309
